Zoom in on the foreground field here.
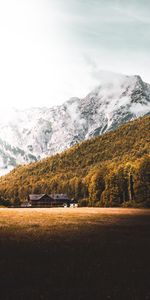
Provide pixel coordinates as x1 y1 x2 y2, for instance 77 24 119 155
0 208 150 300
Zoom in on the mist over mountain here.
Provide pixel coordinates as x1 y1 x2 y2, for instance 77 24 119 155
0 72 150 175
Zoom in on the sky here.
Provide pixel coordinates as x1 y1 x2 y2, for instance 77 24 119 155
0 0 150 109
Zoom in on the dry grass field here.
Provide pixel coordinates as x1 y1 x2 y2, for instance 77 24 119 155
0 207 150 300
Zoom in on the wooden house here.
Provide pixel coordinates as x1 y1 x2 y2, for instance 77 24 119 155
28 194 54 207
28 194 71 207
49 194 70 207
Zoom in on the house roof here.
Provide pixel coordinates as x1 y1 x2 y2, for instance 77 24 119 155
49 194 69 200
28 194 70 201
29 194 51 201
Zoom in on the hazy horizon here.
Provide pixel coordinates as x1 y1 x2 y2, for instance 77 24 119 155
0 0 150 109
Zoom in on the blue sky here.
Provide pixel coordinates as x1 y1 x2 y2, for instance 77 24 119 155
0 0 150 108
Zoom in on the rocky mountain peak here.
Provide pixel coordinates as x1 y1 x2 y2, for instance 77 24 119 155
0 72 150 175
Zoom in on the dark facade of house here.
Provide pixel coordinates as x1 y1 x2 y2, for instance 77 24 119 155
28 194 71 207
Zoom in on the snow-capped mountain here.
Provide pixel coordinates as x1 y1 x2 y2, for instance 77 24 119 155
0 72 150 175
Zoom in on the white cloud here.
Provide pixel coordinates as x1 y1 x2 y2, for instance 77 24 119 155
0 0 150 110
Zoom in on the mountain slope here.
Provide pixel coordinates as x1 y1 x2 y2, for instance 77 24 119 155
0 72 150 174
0 115 149 207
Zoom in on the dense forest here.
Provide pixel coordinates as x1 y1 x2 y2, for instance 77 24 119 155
0 115 149 207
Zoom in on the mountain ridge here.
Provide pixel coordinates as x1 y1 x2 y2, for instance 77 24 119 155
0 72 150 175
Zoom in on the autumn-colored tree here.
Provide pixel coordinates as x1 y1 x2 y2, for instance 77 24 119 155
85 167 105 204
134 155 150 206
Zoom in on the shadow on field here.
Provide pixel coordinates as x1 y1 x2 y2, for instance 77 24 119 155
0 209 150 300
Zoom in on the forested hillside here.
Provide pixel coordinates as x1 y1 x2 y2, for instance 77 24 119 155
0 115 149 207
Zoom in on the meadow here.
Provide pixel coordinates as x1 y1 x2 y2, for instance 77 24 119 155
0 207 150 300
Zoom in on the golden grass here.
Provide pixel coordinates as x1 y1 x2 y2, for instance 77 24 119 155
0 207 149 237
